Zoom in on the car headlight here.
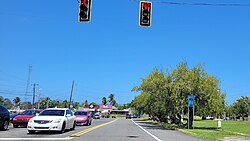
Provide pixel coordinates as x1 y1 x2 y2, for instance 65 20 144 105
53 119 62 123
28 118 33 123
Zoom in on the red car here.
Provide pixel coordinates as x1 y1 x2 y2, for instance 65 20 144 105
74 110 92 126
12 109 42 128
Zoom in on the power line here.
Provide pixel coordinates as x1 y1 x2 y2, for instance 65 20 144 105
150 1 250 7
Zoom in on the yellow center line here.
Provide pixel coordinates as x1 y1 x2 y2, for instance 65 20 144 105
66 119 119 139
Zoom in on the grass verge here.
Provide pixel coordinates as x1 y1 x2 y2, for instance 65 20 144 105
143 119 250 141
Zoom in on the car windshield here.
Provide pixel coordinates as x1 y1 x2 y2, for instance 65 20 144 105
21 110 40 115
74 111 88 116
39 110 65 116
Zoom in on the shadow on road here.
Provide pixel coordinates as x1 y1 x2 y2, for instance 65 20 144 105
26 129 73 135
133 119 176 130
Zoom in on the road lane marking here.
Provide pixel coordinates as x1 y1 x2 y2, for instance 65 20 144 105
131 119 162 141
0 138 71 140
66 119 119 139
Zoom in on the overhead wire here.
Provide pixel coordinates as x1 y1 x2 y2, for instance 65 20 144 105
137 0 250 7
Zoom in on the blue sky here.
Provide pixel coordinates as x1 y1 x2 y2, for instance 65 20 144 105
0 0 249 105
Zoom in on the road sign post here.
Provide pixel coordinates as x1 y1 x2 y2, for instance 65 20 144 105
188 95 195 129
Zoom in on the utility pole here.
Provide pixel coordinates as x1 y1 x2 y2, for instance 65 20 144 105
69 80 75 109
37 87 41 109
32 83 36 109
25 65 32 109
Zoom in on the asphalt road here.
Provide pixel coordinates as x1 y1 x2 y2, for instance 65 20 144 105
0 118 209 141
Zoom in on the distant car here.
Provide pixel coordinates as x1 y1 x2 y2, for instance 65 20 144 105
12 109 42 128
27 108 76 134
206 116 214 120
93 113 100 119
126 114 132 119
74 110 92 126
10 113 19 123
111 114 116 118
0 105 10 131
126 114 137 119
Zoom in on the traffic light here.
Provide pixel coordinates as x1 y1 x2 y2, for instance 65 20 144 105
78 0 92 22
139 1 152 27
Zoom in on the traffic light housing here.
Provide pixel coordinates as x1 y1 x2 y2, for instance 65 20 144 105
78 0 92 22
139 1 152 27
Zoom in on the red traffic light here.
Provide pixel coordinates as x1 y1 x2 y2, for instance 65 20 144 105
139 1 152 27
143 2 149 10
81 0 87 4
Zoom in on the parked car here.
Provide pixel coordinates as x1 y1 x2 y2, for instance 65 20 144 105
206 116 214 120
93 113 100 119
27 108 76 134
12 109 42 128
74 110 92 126
10 113 19 123
0 105 10 131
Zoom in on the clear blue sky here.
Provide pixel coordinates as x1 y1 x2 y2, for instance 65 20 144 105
0 0 249 105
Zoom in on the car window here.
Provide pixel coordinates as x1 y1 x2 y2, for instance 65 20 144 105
21 110 39 115
66 110 72 116
74 111 88 116
39 110 65 116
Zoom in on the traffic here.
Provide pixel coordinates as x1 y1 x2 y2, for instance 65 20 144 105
0 104 107 135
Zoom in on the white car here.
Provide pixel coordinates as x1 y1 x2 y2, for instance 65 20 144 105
27 108 76 134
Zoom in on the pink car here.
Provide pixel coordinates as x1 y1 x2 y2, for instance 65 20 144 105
74 110 92 126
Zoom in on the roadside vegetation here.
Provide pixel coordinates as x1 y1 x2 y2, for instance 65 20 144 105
131 62 250 140
131 62 226 124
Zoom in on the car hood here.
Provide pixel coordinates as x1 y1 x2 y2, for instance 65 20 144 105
32 116 65 121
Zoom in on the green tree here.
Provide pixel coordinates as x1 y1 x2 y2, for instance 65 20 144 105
231 96 250 120
108 94 118 107
4 98 13 109
82 100 88 108
132 62 226 124
13 97 21 108
102 97 107 105
0 96 4 104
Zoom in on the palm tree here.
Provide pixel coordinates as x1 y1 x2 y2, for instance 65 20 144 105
82 100 88 108
13 97 21 107
102 97 107 105
108 94 114 104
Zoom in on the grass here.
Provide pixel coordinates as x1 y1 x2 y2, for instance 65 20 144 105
143 119 250 141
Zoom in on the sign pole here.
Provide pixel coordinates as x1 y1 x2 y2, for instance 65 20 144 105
188 95 195 129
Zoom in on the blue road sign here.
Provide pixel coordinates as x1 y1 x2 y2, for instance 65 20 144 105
188 95 195 107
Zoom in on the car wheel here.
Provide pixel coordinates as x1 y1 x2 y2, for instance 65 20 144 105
60 122 66 133
13 125 18 128
1 120 9 131
71 121 76 130
28 130 35 134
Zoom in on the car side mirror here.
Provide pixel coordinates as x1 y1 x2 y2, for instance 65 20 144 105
36 113 39 116
66 114 71 117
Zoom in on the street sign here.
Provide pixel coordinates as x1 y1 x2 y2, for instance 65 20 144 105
188 95 195 107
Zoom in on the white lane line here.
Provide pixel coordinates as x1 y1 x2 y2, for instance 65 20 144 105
0 138 71 140
131 119 162 141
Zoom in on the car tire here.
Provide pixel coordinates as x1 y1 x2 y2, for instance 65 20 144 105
60 122 66 133
13 125 18 128
0 120 9 131
28 130 35 134
71 121 76 130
